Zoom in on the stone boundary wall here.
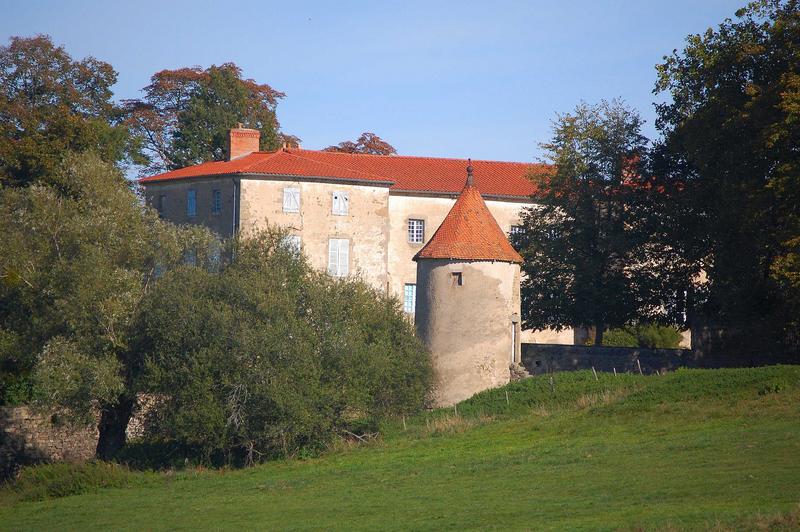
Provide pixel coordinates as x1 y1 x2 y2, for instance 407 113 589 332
521 343 795 375
0 397 154 480
0 406 98 480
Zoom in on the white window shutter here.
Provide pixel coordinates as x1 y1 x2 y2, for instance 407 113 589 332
339 239 349 276
332 191 349 215
328 240 339 276
284 188 300 212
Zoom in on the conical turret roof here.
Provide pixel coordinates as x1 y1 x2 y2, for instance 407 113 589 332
414 168 523 264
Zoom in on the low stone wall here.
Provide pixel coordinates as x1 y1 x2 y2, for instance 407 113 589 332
521 343 795 375
0 406 98 480
0 396 158 479
522 344 696 375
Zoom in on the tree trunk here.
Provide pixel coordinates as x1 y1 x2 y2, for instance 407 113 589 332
594 323 605 346
96 396 135 461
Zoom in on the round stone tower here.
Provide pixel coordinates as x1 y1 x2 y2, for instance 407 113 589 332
413 162 523 406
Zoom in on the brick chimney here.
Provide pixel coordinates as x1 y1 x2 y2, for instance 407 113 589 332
227 124 260 160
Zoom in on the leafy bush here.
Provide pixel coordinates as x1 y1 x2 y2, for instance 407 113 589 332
4 461 134 502
601 328 638 347
132 229 432 466
602 324 684 348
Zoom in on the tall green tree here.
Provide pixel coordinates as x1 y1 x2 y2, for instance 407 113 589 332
653 0 800 355
516 100 679 344
124 63 296 175
0 35 137 187
0 152 211 458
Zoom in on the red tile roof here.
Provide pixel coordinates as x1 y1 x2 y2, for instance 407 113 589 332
414 181 523 264
139 148 547 198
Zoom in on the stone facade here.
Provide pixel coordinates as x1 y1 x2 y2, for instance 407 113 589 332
239 178 391 289
416 259 522 406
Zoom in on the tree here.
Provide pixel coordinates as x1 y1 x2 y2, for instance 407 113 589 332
653 0 800 356
133 229 431 465
515 100 677 344
0 35 137 187
324 132 397 155
0 152 210 458
124 63 294 175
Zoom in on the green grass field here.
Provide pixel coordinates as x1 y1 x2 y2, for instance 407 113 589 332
2 366 799 531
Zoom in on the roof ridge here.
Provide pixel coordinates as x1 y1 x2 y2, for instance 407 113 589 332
288 147 544 167
281 150 396 182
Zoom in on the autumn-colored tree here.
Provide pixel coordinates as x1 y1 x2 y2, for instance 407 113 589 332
124 63 295 175
324 132 397 155
653 0 800 356
0 35 136 187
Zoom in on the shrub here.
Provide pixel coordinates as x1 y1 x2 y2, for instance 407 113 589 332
602 324 684 348
4 461 133 502
132 229 432 466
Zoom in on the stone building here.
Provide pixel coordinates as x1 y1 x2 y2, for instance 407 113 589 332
139 126 575 344
414 164 523 405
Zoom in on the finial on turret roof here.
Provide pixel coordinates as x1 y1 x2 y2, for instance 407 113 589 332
466 158 474 186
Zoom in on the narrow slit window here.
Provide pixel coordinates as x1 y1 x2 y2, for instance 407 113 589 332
451 272 463 286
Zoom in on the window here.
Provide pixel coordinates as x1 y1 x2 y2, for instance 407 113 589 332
332 191 349 215
212 189 222 215
186 190 197 217
283 187 300 213
510 224 524 250
408 219 425 244
157 194 166 216
403 284 416 314
184 249 197 266
451 272 463 287
327 238 349 277
282 234 301 254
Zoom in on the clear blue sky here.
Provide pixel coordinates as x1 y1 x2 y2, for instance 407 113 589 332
4 0 742 162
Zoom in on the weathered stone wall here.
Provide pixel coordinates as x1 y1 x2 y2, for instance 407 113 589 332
240 178 391 289
521 343 796 375
522 344 694 375
0 407 97 480
142 177 238 238
416 259 521 406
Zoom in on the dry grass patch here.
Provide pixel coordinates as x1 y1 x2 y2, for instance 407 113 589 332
423 413 493 436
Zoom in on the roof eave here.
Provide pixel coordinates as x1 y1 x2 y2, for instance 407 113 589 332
139 172 395 188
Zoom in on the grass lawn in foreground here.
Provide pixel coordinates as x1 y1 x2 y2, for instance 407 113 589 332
1 366 799 530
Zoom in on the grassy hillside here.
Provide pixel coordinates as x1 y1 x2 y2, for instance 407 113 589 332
2 366 799 530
